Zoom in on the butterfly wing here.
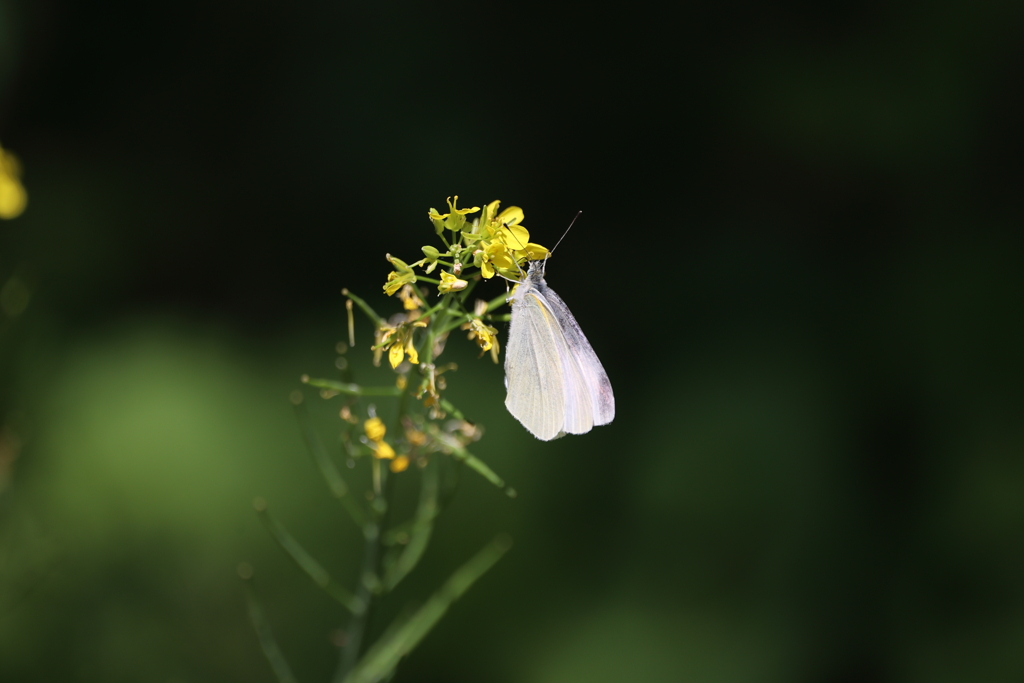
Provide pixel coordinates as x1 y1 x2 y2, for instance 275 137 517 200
532 279 615 433
504 280 567 441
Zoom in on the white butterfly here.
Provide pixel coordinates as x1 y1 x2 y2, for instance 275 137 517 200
504 257 615 440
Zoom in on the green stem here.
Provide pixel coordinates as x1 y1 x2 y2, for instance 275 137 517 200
484 290 509 313
246 583 299 683
334 466 397 683
408 298 450 326
304 377 403 397
419 294 453 367
436 229 451 250
342 289 382 326
415 276 442 285
335 376 412 680
335 519 381 683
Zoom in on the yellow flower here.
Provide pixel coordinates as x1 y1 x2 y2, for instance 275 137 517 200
397 284 422 311
385 332 419 369
475 201 525 236
405 428 427 447
373 320 398 366
438 271 468 294
463 318 500 363
384 271 416 296
364 417 386 442
0 145 27 220
478 241 516 279
366 413 401 466
374 440 396 460
383 254 417 296
377 319 425 369
427 195 480 234
471 200 549 279
364 417 399 462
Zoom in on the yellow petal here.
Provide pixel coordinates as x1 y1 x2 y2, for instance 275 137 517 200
489 251 515 272
497 225 529 251
388 342 405 369
446 195 480 216
375 440 396 460
496 206 524 226
519 243 549 260
481 200 501 225
389 455 410 472
405 338 419 365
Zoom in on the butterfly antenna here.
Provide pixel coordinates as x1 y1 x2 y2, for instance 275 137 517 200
548 210 582 256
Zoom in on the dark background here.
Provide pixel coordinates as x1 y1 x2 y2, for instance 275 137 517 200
1 1 1023 682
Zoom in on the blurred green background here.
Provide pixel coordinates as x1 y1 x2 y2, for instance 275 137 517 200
2 1 1023 681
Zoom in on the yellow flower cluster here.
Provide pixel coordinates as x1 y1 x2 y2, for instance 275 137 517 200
467 201 548 279
382 196 549 299
373 196 551 377
361 415 479 476
317 195 537 482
